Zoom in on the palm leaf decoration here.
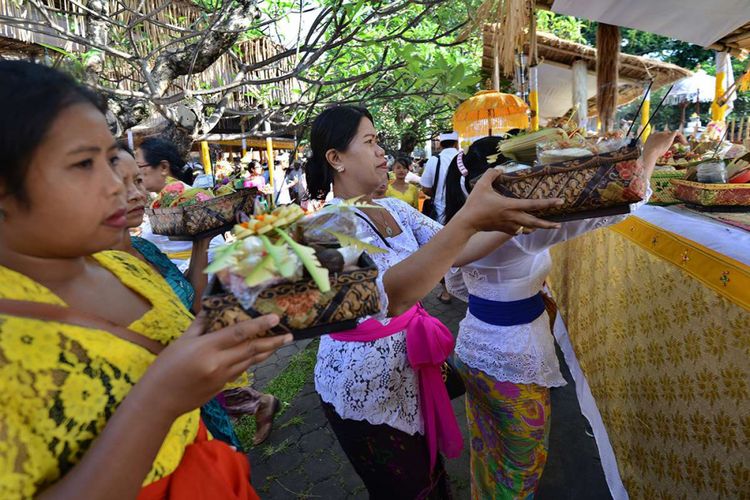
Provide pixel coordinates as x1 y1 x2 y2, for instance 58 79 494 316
324 229 388 255
316 196 383 214
204 240 242 274
275 228 331 293
259 235 298 278
243 254 279 288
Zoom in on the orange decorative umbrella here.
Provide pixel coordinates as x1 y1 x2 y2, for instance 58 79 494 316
453 90 529 148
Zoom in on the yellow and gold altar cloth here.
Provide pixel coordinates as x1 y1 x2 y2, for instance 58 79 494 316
549 216 750 500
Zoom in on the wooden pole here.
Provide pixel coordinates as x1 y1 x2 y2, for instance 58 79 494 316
596 23 621 133
729 118 735 142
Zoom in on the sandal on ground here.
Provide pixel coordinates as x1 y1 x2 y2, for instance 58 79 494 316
252 395 281 446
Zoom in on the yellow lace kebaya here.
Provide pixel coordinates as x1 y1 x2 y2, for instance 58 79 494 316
385 183 420 209
0 251 197 498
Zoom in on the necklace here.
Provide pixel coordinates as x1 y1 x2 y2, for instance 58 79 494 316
369 207 394 236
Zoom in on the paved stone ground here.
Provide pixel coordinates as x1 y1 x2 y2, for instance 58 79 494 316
247 288 611 499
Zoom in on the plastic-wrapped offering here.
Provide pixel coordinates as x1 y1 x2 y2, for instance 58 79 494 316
202 199 387 337
494 162 532 174
537 146 593 165
696 161 728 184
594 135 629 155
536 131 592 166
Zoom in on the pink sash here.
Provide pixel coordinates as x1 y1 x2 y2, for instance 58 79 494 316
330 303 463 468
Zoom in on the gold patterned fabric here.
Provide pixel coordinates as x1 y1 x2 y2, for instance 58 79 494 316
548 218 750 500
0 251 197 498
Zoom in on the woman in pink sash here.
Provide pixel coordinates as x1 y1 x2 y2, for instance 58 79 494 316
304 106 564 499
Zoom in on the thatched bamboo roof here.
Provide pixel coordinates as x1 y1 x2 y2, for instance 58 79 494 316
0 0 298 111
535 0 750 57
712 21 750 54
482 27 692 118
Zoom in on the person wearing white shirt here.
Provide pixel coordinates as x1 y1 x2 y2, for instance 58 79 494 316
420 131 459 303
305 105 565 499
273 156 300 205
442 132 677 499
420 132 459 225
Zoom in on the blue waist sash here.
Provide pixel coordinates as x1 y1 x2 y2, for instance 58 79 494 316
468 292 545 327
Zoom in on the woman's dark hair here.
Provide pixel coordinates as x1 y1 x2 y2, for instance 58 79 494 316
306 105 374 201
392 156 411 170
138 137 193 185
0 61 106 205
444 136 509 223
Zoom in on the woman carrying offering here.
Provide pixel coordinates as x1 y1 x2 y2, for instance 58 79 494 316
134 137 212 276
114 145 281 447
385 157 420 208
0 61 290 499
442 132 677 499
306 105 564 499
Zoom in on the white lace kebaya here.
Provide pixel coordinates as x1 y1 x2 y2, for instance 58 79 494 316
446 189 652 388
314 197 442 435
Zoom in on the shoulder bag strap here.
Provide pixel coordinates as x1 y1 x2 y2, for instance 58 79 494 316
0 298 165 355
434 154 442 186
354 213 393 249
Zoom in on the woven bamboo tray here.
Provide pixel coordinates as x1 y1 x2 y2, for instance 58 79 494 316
146 188 257 240
649 169 686 205
490 145 644 222
202 253 381 339
670 179 750 207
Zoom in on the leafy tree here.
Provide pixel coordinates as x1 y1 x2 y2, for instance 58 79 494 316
2 0 483 152
536 11 586 43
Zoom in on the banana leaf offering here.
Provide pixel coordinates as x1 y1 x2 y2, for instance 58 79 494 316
202 200 386 338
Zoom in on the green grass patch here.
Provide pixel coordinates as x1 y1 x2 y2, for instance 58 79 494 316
279 414 304 429
235 338 319 450
234 415 257 450
261 437 292 458
264 338 319 412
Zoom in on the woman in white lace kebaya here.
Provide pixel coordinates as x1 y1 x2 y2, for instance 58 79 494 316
442 133 677 499
305 106 566 499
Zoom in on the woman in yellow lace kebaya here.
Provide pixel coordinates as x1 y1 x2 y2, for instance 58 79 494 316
0 61 292 499
385 157 420 209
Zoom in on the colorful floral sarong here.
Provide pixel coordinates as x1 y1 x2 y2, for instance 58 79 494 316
453 357 550 500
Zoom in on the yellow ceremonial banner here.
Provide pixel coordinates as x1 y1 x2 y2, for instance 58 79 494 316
548 218 750 500
640 92 651 142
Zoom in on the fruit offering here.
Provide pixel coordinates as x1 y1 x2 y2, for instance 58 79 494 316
151 181 237 209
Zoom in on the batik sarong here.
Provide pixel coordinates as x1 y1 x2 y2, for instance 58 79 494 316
454 357 551 500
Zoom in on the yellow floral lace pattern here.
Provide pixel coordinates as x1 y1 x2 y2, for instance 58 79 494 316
0 251 196 498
